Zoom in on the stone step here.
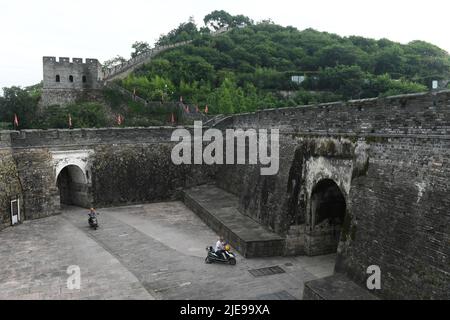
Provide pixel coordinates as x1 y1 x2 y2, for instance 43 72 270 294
183 184 285 258
303 273 379 300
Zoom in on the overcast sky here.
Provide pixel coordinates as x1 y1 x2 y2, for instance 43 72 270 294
1 0 449 92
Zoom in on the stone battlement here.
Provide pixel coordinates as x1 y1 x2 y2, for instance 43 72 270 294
217 90 450 136
1 127 187 149
43 57 100 65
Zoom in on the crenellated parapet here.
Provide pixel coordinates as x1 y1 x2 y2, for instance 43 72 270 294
40 28 233 107
41 56 103 106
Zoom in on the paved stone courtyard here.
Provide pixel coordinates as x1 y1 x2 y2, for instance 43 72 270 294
0 202 335 300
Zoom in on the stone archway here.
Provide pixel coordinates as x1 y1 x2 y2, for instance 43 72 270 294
308 179 346 255
56 165 91 208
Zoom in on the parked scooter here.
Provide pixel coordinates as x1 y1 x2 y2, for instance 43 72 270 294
205 244 237 265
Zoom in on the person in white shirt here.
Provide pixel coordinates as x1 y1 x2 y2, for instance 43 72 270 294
215 236 226 259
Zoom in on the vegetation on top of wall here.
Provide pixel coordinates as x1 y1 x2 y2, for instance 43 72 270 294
33 103 110 129
0 85 184 129
114 10 448 114
0 85 41 129
1 10 449 128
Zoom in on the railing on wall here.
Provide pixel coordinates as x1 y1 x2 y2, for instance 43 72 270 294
105 82 209 120
102 27 231 82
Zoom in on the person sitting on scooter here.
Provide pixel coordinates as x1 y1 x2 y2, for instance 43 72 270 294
215 236 227 259
89 208 97 217
88 208 98 221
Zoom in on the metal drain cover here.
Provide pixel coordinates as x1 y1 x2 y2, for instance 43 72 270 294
248 266 286 277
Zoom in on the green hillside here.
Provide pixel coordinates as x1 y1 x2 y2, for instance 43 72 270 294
2 10 450 129
118 10 450 114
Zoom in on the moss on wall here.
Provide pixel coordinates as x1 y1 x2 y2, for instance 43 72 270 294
91 143 215 206
0 150 22 229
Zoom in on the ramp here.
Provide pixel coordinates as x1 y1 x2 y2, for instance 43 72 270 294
183 185 285 258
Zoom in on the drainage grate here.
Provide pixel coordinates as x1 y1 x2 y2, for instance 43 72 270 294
248 266 286 277
256 290 298 300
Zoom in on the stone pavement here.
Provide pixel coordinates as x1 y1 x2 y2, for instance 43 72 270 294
0 202 335 300
303 274 379 300
0 214 152 300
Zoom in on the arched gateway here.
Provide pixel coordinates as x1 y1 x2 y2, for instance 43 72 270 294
309 179 347 255
56 165 91 207
51 150 94 209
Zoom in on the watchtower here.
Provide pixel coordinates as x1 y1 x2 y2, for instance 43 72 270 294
41 57 104 107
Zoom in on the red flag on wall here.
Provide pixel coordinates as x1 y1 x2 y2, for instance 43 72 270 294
195 105 199 113
13 113 19 128
117 114 123 126
171 113 175 124
180 96 183 103
204 105 209 114
68 114 72 128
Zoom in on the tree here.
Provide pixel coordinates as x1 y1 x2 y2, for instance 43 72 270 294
102 55 127 71
131 41 151 58
204 10 233 31
148 76 175 102
156 20 200 46
373 45 406 76
317 44 364 68
0 86 39 128
317 65 367 99
231 15 253 28
213 78 237 113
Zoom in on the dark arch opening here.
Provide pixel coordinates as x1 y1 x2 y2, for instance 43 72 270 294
56 165 90 208
310 179 346 254
82 75 87 83
69 75 74 82
56 75 60 82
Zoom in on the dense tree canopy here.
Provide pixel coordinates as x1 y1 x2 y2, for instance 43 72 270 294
0 85 40 129
119 11 448 113
2 10 449 129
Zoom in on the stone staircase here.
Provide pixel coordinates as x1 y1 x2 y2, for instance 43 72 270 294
105 82 209 120
102 27 232 82
103 41 192 82
183 184 285 258
203 114 230 127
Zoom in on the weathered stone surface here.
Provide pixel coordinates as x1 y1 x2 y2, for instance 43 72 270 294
335 136 450 300
183 184 285 258
12 148 60 220
3 127 216 219
0 90 449 299
0 133 22 230
303 274 378 300
92 143 215 207
214 90 450 299
41 57 103 107
0 204 335 300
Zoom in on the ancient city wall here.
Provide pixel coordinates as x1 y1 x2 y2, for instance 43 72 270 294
214 90 450 299
0 90 448 299
40 89 104 108
218 90 450 135
0 132 23 230
337 136 450 300
43 57 102 90
7 127 216 219
41 57 103 107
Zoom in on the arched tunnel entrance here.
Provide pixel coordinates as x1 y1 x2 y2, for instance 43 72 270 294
307 179 347 255
56 165 91 208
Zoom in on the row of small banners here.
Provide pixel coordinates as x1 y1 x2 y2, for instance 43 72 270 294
10 105 210 129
